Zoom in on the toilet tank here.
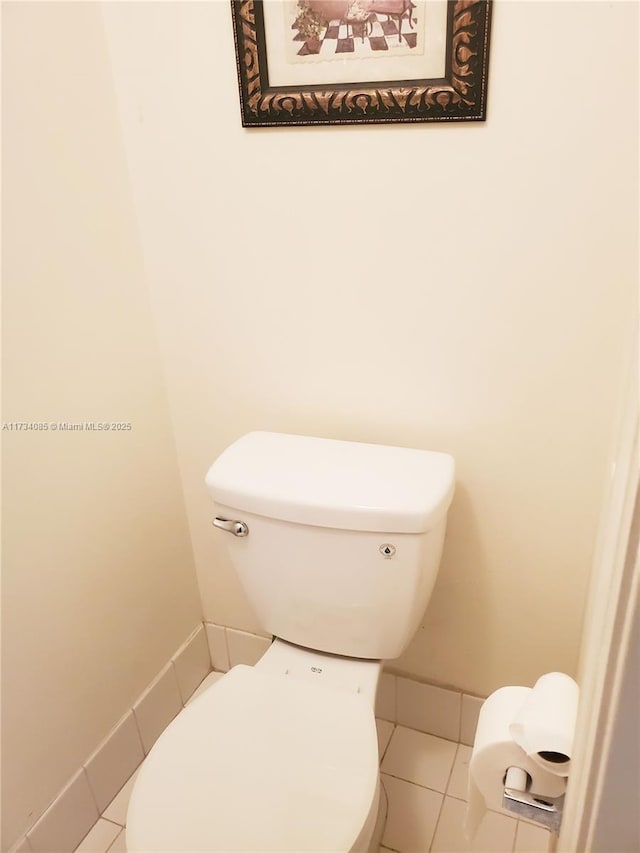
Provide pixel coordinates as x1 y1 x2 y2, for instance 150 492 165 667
205 432 455 660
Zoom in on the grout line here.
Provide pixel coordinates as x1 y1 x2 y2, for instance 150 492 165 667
427 790 447 853
203 620 215 671
106 828 125 852
72 821 94 853
392 721 463 746
447 792 466 803
130 702 146 757
380 769 452 797
512 819 520 853
101 817 125 828
223 626 231 672
80 765 101 817
379 722 395 763
170 658 186 708
172 623 204 664
212 622 271 637
443 742 459 796
392 674 398 724
72 811 126 851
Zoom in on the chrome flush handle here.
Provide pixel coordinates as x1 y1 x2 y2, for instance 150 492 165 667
212 517 249 537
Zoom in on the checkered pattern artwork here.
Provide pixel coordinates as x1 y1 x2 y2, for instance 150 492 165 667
294 10 419 57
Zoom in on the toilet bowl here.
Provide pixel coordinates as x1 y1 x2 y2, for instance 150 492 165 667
126 640 384 852
127 431 454 852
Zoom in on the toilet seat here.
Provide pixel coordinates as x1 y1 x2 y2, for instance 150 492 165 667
126 665 379 852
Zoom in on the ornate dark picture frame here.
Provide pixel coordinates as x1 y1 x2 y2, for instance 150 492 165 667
231 0 492 127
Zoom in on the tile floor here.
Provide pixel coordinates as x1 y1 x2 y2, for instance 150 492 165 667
72 673 552 853
376 721 552 853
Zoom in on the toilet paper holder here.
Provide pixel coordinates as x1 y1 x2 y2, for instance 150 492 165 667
503 784 565 833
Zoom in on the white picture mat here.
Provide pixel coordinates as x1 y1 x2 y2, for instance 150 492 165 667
263 0 448 87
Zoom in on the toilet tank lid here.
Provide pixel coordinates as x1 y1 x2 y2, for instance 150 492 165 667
205 431 455 533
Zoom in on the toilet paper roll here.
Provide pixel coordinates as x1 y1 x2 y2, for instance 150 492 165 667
465 686 567 839
509 672 579 777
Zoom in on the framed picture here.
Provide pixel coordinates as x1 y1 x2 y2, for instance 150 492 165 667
231 0 492 127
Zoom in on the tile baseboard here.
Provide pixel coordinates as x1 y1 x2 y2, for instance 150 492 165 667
17 623 211 853
375 670 485 746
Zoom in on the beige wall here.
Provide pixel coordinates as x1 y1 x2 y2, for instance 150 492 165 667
2 3 203 847
102 0 638 698
102 0 637 698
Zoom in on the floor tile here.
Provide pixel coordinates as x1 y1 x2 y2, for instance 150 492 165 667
431 796 517 853
376 719 394 761
382 726 457 793
74 819 121 853
381 773 443 853
514 820 552 852
106 830 126 852
447 744 472 800
102 767 141 826
186 670 225 705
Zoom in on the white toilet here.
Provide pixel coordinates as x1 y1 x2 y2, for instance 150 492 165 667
126 431 455 852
